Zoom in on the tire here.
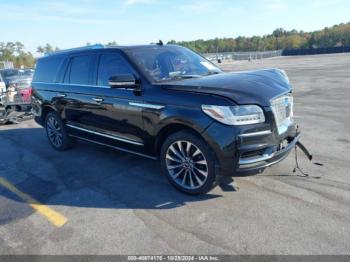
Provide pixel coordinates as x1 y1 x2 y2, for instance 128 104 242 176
0 107 11 125
45 111 74 151
160 131 217 195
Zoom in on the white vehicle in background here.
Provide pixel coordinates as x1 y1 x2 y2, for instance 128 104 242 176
0 74 6 105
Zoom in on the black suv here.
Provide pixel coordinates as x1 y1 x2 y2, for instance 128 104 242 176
31 44 299 194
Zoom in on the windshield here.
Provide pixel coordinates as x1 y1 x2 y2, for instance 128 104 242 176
125 45 222 82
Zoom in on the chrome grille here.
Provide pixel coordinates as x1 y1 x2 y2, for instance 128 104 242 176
271 94 293 134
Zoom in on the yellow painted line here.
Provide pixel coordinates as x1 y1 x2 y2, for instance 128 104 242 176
0 177 67 227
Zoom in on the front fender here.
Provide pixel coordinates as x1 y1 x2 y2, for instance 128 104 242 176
142 105 214 156
146 105 213 137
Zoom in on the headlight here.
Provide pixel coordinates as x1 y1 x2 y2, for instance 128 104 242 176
202 105 265 125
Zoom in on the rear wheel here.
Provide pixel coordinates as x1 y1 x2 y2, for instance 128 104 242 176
160 131 217 195
45 111 74 151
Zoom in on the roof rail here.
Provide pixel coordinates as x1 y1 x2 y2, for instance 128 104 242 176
45 44 104 56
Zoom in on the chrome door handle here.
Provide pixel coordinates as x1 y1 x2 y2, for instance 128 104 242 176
92 97 104 103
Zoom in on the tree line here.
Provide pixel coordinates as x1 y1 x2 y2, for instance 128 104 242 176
0 43 60 68
0 42 36 68
0 42 118 68
1 22 349 68
168 22 350 53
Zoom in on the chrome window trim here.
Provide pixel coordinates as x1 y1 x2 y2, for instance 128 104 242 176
66 124 143 146
31 81 133 89
238 130 272 137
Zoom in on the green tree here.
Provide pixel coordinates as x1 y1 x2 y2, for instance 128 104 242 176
106 41 117 46
167 22 350 53
37 43 60 54
273 28 286 49
0 41 35 68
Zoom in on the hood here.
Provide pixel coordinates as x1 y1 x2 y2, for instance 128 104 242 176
161 68 292 106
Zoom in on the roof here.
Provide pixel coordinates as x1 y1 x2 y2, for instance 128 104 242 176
44 43 178 57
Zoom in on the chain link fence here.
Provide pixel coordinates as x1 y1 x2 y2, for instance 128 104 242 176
203 50 283 62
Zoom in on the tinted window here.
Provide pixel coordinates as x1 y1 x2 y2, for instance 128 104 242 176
125 46 221 82
33 56 64 82
97 54 133 86
69 55 93 85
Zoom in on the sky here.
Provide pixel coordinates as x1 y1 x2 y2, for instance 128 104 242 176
2 0 350 54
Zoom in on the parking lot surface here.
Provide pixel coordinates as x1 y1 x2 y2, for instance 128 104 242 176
0 53 350 254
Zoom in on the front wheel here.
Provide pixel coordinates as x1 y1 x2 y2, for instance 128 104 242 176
160 131 217 195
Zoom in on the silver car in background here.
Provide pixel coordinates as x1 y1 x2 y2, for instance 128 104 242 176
0 68 34 89
7 69 34 90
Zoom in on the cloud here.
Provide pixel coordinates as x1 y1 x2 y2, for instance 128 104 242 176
0 12 120 25
262 0 287 12
179 0 223 14
308 0 343 9
124 0 156 6
0 1 123 25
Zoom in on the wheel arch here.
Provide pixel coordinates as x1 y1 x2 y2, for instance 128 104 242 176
154 123 204 155
41 104 57 123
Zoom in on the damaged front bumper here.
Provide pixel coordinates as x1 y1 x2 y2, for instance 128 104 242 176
202 108 301 177
236 132 300 175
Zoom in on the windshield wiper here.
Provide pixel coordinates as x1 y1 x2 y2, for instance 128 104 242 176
205 70 221 76
169 74 202 80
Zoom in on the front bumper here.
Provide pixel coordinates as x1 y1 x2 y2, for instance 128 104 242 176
202 107 299 177
236 132 300 175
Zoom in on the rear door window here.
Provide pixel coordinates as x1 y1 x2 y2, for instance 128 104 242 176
97 54 133 86
67 55 94 85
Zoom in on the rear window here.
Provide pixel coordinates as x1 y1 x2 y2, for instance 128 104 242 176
33 56 64 82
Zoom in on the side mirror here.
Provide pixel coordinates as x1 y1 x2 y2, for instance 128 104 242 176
108 74 137 88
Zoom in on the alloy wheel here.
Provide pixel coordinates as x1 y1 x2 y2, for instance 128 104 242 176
165 140 208 190
46 116 63 148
